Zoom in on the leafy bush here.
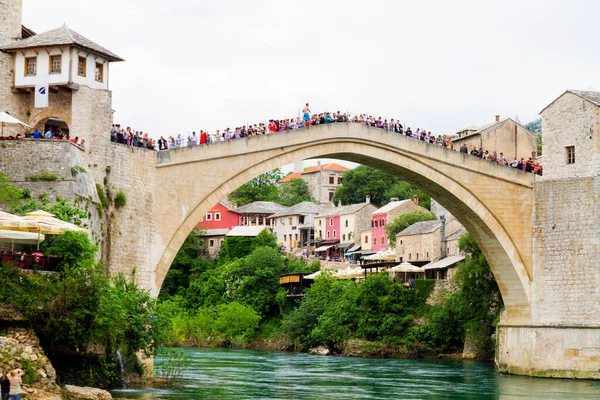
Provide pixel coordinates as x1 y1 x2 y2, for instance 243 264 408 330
155 349 191 384
114 190 127 208
96 184 109 209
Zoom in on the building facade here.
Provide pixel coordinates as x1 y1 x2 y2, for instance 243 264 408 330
0 3 122 146
370 198 430 252
452 117 538 161
235 201 287 226
278 162 350 204
197 201 240 231
268 202 326 252
395 218 463 265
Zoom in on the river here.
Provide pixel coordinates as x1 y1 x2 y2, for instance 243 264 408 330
112 348 600 399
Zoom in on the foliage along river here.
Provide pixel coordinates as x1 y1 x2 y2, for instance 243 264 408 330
112 348 600 399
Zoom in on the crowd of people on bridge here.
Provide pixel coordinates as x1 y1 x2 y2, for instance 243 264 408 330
109 102 542 174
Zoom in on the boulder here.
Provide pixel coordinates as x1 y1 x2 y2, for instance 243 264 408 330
62 385 112 400
308 346 330 356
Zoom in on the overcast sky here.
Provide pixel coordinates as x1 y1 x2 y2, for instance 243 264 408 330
23 0 600 142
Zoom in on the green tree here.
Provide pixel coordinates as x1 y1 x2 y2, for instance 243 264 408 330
385 211 437 248
160 232 205 299
413 233 502 358
229 169 283 206
41 231 98 268
332 166 429 208
218 230 277 264
277 178 315 206
332 166 397 207
383 181 430 209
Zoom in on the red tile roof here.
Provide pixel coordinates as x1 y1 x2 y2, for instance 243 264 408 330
278 163 350 183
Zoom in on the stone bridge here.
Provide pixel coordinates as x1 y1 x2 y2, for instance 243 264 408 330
151 123 535 325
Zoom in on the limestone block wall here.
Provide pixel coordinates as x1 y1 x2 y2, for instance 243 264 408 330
396 219 462 263
540 92 600 179
531 176 600 325
99 143 158 290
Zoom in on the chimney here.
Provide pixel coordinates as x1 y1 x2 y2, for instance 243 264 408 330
440 215 447 259
366 195 371 204
338 200 342 208
413 194 419 205
390 197 399 202
495 115 500 123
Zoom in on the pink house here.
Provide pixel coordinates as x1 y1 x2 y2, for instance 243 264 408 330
371 213 388 252
371 199 429 251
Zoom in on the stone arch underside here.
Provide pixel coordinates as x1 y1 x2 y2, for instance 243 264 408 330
29 108 72 132
153 132 533 324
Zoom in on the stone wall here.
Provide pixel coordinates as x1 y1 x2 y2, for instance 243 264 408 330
0 327 58 392
396 218 462 263
452 119 537 161
540 92 600 179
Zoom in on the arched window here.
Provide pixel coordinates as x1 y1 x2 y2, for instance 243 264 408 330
381 237 385 246
330 218 334 226
364 235 369 244
348 233 352 240
374 220 378 228
333 230 337 238
327 231 330 239
345 220 349 228
342 234 346 241
380 218 385 226
374 237 377 245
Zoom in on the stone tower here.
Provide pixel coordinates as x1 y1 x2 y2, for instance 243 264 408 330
496 89 600 378
0 0 29 127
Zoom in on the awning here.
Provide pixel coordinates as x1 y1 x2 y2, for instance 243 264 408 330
336 242 353 249
348 244 361 253
318 239 340 245
0 230 45 245
314 245 334 252
421 255 465 270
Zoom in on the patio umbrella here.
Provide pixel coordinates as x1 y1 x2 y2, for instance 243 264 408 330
363 249 396 261
0 230 45 251
0 111 30 137
0 210 87 249
389 262 425 283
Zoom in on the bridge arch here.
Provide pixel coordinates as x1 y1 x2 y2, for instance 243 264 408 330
153 124 534 324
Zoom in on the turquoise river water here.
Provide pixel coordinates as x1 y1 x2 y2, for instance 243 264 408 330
111 348 600 399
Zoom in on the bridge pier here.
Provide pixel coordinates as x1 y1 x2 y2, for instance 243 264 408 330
496 325 600 379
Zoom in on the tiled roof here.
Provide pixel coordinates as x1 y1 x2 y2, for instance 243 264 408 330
396 219 442 236
567 90 600 107
422 254 465 270
279 172 303 183
235 201 287 215
317 202 371 218
278 163 350 183
372 199 412 215
445 228 467 242
1 25 124 62
268 202 326 218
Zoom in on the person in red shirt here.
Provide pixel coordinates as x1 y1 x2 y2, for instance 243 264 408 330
199 131 207 145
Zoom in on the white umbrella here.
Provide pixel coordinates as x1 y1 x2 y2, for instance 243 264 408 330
0 230 45 251
0 111 30 137
389 262 425 273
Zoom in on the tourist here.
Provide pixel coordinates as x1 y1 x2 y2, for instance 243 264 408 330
460 143 468 154
44 127 53 140
158 136 168 151
7 370 21 400
1 371 10 400
31 129 41 139
175 134 183 147
79 139 85 149
302 103 311 127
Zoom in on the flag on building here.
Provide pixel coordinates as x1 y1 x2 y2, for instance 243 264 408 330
34 77 49 108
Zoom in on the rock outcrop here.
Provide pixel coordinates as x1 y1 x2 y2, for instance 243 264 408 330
0 327 57 392
62 385 112 400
